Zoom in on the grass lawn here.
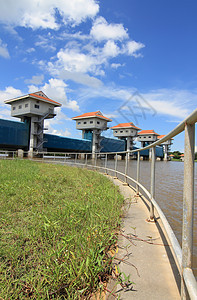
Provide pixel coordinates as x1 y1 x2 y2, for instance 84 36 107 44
0 160 124 299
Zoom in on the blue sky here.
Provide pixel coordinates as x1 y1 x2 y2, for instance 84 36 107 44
0 0 196 151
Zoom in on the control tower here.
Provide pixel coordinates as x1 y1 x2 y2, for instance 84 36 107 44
111 122 140 152
5 91 61 155
72 111 112 155
158 135 173 161
137 130 159 160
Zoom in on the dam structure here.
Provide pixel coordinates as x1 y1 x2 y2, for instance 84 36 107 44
1 90 164 159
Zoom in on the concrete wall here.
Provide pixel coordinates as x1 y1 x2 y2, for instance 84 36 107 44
137 135 158 142
113 128 138 137
11 98 55 118
75 117 107 130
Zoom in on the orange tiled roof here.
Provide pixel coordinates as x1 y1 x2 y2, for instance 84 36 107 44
30 93 61 106
138 130 159 135
157 135 165 139
180 154 184 157
111 122 141 130
72 111 112 121
158 134 173 140
5 91 61 107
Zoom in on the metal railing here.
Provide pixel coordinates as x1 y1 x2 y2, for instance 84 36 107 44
0 108 197 299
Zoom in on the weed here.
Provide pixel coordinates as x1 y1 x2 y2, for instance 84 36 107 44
0 160 124 299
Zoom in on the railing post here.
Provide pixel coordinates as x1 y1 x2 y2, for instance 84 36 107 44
64 153 66 162
94 153 97 169
114 153 118 178
149 146 156 221
54 153 55 160
75 153 77 164
85 153 88 166
105 153 108 174
124 152 128 185
181 123 195 299
136 151 140 195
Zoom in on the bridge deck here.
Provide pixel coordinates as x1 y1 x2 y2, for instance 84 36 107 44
106 176 181 300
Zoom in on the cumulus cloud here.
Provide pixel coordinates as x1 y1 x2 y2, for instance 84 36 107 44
46 30 145 83
58 70 103 88
125 41 145 56
77 86 196 120
0 0 99 29
103 40 120 57
0 86 22 105
44 107 72 137
25 74 44 85
0 39 10 58
28 78 80 112
111 63 124 69
0 86 23 120
35 35 56 52
90 17 128 41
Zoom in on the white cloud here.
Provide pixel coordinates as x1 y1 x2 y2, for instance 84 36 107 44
0 0 99 29
103 40 120 57
56 47 98 74
35 36 56 52
26 47 35 53
44 107 72 137
46 31 145 82
90 17 128 41
28 78 80 112
0 86 23 120
142 89 195 119
77 86 196 120
0 107 13 120
0 39 10 58
111 63 124 69
125 41 145 56
59 70 103 88
0 86 22 105
25 75 44 85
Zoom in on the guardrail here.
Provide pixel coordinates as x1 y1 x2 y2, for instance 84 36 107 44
0 108 197 299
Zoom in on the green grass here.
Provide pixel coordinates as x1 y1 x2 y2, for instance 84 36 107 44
0 160 124 299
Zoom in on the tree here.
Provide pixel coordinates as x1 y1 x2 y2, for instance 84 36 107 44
172 151 181 159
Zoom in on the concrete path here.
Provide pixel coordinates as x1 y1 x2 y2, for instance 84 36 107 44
105 176 181 300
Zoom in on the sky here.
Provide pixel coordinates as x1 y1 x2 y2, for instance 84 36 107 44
0 0 197 152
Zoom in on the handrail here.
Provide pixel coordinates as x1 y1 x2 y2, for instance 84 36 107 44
0 108 197 299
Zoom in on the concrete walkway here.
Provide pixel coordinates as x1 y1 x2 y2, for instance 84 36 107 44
106 176 181 300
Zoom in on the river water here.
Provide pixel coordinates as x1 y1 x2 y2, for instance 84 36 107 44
99 159 197 277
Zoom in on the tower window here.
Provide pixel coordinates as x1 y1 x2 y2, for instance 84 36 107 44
78 122 81 125
149 136 151 138
90 121 93 124
115 131 117 133
84 121 87 124
120 130 123 133
12 106 16 110
25 103 28 108
126 130 128 132
35 104 39 109
97 121 100 124
19 105 22 109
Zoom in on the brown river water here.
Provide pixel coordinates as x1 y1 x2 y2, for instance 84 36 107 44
95 159 197 278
